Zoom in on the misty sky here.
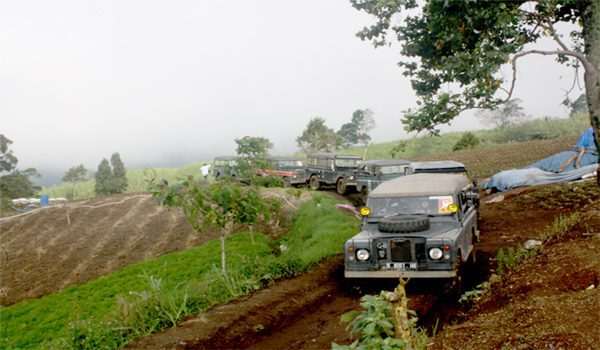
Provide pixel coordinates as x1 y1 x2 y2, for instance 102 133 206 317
1 0 585 181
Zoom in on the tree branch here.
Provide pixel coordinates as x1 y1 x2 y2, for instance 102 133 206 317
504 49 596 102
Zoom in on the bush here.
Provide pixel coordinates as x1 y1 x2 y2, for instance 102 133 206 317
453 132 480 152
251 175 285 188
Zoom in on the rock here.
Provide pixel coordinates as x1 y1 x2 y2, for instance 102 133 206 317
586 284 595 290
523 239 543 250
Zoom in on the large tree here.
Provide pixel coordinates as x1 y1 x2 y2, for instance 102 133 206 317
62 164 88 200
296 117 339 153
235 136 274 175
476 98 528 128
0 135 40 206
0 134 18 173
351 0 600 178
95 158 112 195
338 109 376 148
110 153 128 193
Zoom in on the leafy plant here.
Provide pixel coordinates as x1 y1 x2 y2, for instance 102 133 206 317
452 132 480 152
150 178 278 275
333 281 427 350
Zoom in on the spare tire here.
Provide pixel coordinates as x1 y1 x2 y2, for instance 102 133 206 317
378 215 430 233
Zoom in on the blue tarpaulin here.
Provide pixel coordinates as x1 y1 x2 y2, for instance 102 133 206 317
527 148 598 173
484 164 598 192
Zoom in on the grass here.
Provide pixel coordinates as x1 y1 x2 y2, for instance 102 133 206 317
42 162 207 200
495 212 581 275
343 115 589 161
0 194 359 350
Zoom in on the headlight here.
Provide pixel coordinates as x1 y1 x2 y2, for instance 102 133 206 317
428 248 443 260
356 249 370 261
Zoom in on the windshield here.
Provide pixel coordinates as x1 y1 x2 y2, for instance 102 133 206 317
277 160 303 168
367 196 455 217
378 165 409 175
335 158 360 167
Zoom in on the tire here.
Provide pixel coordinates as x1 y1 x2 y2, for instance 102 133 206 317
336 178 347 195
378 215 430 233
309 175 320 191
444 257 465 300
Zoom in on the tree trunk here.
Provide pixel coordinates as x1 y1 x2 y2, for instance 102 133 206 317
220 234 227 276
582 0 600 185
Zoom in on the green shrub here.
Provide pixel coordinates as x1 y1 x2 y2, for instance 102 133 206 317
452 132 480 151
251 175 285 188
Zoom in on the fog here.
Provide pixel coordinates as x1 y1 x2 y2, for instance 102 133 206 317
1 1 583 185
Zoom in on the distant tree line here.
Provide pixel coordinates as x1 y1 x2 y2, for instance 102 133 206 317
95 153 128 196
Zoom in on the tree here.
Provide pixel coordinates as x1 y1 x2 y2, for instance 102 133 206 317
62 164 88 200
569 93 589 117
0 135 40 207
337 109 376 149
235 136 273 175
476 99 528 128
0 134 18 173
150 178 278 276
453 132 481 152
296 117 339 153
110 153 128 193
0 168 41 200
351 0 600 182
95 158 112 195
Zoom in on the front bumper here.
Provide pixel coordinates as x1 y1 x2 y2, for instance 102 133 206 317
345 270 456 278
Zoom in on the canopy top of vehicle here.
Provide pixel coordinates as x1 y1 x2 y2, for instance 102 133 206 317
265 156 303 161
370 173 471 198
214 156 239 161
360 159 411 167
411 161 466 173
309 153 362 160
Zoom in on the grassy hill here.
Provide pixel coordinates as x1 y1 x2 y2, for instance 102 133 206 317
343 115 589 160
42 161 207 200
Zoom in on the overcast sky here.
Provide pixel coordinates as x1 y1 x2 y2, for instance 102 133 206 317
1 0 584 182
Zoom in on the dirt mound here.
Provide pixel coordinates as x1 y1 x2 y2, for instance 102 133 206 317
432 202 600 349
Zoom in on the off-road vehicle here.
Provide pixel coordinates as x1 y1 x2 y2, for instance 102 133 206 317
212 156 240 179
344 173 479 289
305 153 362 194
353 159 412 197
256 156 307 186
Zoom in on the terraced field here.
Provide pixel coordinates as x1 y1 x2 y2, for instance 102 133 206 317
0 194 204 305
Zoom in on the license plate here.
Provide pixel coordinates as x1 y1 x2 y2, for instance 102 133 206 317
385 262 417 271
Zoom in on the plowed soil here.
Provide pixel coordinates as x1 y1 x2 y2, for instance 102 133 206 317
0 194 205 305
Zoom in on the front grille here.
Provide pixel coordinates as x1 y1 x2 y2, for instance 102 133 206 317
390 240 412 262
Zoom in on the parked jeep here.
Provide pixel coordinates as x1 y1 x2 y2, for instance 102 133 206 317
305 153 362 194
353 159 412 197
212 156 240 179
344 173 479 290
256 156 307 186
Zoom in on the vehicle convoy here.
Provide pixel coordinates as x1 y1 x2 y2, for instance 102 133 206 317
353 159 412 197
212 156 240 179
305 153 362 194
344 173 479 288
256 156 306 186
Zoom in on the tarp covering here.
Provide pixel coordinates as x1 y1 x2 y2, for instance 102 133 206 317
484 164 598 192
527 148 598 173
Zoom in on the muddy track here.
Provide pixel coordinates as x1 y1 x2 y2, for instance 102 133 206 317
127 190 570 350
